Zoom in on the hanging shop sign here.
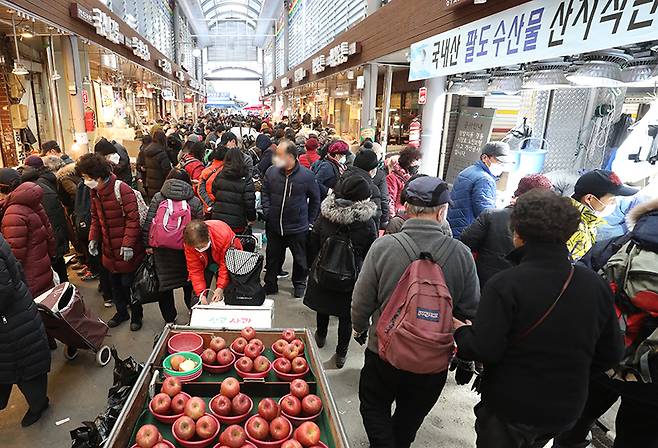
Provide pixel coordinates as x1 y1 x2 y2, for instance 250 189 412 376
175 71 186 82
445 0 475 10
294 67 307 83
409 0 658 81
158 59 173 75
312 42 361 75
418 87 427 105
70 3 151 61
281 77 290 89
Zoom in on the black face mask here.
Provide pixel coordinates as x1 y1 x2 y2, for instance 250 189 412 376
408 165 419 175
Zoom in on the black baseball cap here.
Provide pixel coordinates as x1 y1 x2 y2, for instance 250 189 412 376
574 169 638 198
481 141 513 163
405 176 451 207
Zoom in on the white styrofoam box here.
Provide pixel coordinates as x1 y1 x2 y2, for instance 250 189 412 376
190 299 274 329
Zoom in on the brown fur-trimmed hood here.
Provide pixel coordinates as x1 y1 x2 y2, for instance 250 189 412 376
626 197 658 230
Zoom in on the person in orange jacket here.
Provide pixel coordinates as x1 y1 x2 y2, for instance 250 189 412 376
197 146 226 215
183 219 241 303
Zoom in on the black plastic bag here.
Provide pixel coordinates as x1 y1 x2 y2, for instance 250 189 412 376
131 254 159 305
70 349 143 447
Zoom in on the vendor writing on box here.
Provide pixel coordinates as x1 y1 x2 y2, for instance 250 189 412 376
183 220 241 304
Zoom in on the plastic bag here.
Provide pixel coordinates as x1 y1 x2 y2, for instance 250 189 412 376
70 349 143 447
130 254 160 305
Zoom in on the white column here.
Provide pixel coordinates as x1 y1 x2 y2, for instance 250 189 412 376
420 76 447 177
61 36 89 155
380 65 393 154
360 63 378 132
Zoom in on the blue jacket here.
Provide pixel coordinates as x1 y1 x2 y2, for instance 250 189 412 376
311 159 340 200
448 160 497 238
262 162 321 236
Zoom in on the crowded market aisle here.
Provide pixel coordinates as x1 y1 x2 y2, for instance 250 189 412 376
0 255 479 448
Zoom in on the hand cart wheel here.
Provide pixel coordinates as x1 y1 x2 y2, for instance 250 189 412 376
96 345 112 367
63 345 79 361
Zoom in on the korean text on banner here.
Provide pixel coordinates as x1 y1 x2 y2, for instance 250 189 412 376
409 0 658 81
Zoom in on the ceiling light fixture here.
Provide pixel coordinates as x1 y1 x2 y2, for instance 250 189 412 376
192 48 202 58
10 14 28 75
20 28 33 39
488 67 523 94
523 60 572 90
566 50 632 87
462 71 490 96
621 55 658 86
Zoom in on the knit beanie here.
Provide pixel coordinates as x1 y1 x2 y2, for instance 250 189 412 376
335 175 371 202
94 138 116 156
305 137 319 152
329 140 350 155
514 174 553 197
354 150 379 171
24 155 44 169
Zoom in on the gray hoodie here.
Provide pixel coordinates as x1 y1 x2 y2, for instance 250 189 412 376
351 218 480 354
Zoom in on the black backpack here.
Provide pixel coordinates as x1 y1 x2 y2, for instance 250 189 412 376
311 226 357 292
223 236 265 306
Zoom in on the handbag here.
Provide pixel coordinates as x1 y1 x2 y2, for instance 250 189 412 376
223 236 265 306
130 254 160 305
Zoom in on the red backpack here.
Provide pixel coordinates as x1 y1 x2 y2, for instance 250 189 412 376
376 233 456 374
148 199 192 250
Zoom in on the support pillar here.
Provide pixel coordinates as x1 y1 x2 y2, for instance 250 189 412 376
360 63 378 135
45 38 64 151
380 65 393 154
419 76 447 177
283 9 290 73
61 35 88 155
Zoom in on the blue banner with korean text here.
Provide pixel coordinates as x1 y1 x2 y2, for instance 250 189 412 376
409 0 658 81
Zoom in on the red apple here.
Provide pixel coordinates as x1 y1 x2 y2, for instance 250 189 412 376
209 335 227 352
291 357 308 374
219 424 247 448
184 397 206 420
290 379 310 399
246 416 270 441
135 424 160 448
257 398 279 421
150 393 171 415
275 358 292 373
251 338 264 349
232 393 251 415
201 348 217 365
171 393 189 414
283 344 300 361
301 394 322 415
220 377 240 399
280 395 302 417
196 414 219 439
270 416 291 441
161 377 182 397
173 416 196 441
241 326 256 341
236 356 253 373
170 354 185 371
211 395 232 416
282 328 296 342
152 443 170 448
253 355 270 373
295 422 321 447
231 337 248 354
290 339 305 354
216 348 234 366
281 440 303 448
244 342 261 359
273 339 288 354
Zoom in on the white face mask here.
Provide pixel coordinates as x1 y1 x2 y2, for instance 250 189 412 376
106 153 120 165
84 179 99 189
369 168 378 178
488 163 505 177
338 156 347 165
195 241 211 253
273 156 287 169
590 197 617 218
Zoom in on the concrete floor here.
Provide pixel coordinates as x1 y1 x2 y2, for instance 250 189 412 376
0 253 617 447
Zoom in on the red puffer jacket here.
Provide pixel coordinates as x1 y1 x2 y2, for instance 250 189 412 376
1 182 55 297
89 174 145 273
184 220 241 296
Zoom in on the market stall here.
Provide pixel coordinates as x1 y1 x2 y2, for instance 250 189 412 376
104 325 349 448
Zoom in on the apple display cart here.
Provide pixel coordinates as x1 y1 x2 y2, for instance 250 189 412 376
34 282 112 366
105 325 350 447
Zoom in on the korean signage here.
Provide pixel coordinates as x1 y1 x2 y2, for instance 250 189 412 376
409 0 658 81
70 3 151 62
158 59 173 75
445 0 474 10
445 107 495 183
312 42 360 74
281 77 290 89
294 67 307 83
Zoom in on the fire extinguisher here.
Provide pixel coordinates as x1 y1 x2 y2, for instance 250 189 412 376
84 108 96 132
409 118 421 148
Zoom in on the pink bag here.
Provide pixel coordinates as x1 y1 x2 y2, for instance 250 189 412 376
376 233 455 374
148 199 191 250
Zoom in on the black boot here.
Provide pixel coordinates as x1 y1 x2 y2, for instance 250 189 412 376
21 398 49 427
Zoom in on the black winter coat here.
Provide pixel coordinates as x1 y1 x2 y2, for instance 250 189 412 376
303 194 378 317
210 170 257 231
113 141 133 185
0 234 51 384
372 168 390 228
144 143 173 200
143 179 204 291
460 207 514 289
454 242 624 431
262 162 321 236
22 168 69 258
341 165 384 228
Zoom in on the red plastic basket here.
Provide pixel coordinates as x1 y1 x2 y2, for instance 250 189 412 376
172 414 220 448
272 359 310 382
202 351 236 374
278 395 322 426
168 333 204 355
149 392 192 424
244 415 293 448
209 394 253 424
